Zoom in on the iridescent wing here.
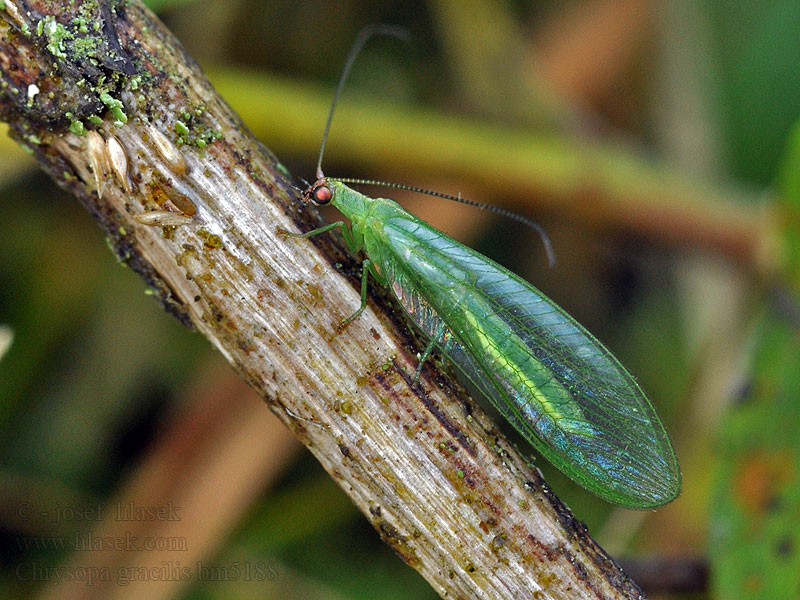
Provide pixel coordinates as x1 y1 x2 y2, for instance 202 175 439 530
380 213 680 508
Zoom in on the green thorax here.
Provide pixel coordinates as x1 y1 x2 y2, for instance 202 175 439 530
328 180 409 258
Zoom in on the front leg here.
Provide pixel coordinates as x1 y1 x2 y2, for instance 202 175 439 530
282 220 346 239
282 220 373 330
283 219 363 254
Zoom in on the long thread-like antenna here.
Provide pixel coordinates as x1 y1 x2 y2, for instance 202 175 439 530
316 25 408 179
315 27 555 267
332 177 556 267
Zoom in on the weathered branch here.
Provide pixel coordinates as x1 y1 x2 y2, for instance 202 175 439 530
1 2 648 598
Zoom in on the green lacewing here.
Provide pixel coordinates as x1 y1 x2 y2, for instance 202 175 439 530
291 28 681 508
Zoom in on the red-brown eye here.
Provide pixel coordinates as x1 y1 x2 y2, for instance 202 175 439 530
312 184 333 205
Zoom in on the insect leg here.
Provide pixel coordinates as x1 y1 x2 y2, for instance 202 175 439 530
284 220 346 239
413 337 438 385
338 259 380 329
285 221 364 254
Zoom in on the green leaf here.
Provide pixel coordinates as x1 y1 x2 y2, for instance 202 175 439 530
710 307 800 600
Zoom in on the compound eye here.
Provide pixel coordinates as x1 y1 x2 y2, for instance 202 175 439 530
311 184 333 205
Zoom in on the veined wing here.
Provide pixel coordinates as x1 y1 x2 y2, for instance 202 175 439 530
378 213 680 508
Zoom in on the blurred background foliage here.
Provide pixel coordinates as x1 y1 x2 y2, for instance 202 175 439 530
1 1 799 599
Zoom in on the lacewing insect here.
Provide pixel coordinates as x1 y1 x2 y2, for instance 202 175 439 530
291 27 680 508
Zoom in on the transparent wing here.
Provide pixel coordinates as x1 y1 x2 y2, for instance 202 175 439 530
381 215 680 508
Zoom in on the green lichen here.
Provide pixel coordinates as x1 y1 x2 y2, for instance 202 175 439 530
72 15 89 34
69 120 86 136
32 8 142 130
71 34 101 59
40 15 71 60
206 129 223 144
171 110 223 150
88 115 104 126
0 1 5 12
174 120 190 135
99 91 127 124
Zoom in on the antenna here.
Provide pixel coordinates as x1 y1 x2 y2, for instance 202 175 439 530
314 28 556 268
316 25 408 179
332 178 556 267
